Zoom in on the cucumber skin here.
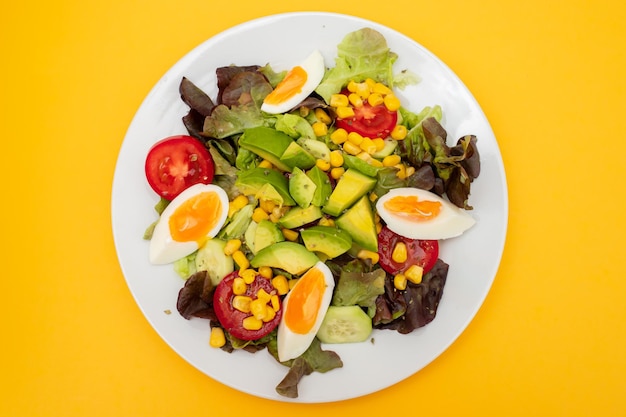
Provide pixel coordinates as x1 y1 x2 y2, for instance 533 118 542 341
316 305 373 344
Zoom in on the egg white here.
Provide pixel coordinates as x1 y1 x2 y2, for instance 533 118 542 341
376 187 476 240
149 183 229 265
277 261 335 362
261 50 325 114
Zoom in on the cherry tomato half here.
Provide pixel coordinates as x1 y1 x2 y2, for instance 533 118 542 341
335 102 398 139
144 135 215 200
377 226 439 276
213 271 282 341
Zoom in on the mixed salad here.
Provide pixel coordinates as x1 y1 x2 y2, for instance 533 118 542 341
142 28 481 398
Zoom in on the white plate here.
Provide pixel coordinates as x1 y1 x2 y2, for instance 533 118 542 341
111 12 508 403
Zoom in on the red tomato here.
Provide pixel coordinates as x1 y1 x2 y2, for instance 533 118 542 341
213 271 282 341
144 135 215 200
335 102 398 139
377 226 439 276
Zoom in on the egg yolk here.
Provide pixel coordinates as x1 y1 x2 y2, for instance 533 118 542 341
168 191 222 245
284 267 326 334
384 195 442 221
263 66 307 105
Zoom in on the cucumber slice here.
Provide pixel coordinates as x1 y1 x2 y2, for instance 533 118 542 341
317 305 372 344
194 239 234 286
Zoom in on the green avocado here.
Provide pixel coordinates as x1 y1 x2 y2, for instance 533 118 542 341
289 167 317 208
306 166 332 207
280 141 316 171
300 225 353 258
335 195 378 252
297 137 332 161
238 126 293 172
253 219 284 253
235 167 296 206
323 169 377 217
278 205 324 229
251 241 319 275
342 154 384 178
371 138 398 159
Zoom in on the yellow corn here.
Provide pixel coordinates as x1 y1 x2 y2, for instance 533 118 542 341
357 249 379 265
382 154 402 167
364 78 376 89
258 266 273 279
372 138 386 151
281 228 299 241
256 288 272 303
329 150 344 167
228 195 249 217
223 239 242 256
312 121 328 137
263 306 276 322
390 124 408 140
330 167 345 180
232 250 249 270
335 106 355 119
259 198 276 214
242 316 263 331
342 141 361 156
405 166 415 177
250 298 268 320
348 93 363 108
232 295 252 313
240 268 256 284
232 277 247 295
318 216 335 227
360 137 377 154
369 192 378 202
395 163 408 179
354 82 370 98
405 265 424 284
330 93 349 107
209 327 226 348
373 82 392 95
357 152 383 167
270 294 281 311
258 159 274 169
314 108 332 124
330 128 348 145
391 242 408 263
252 207 269 223
272 275 289 295
394 274 407 291
347 80 359 93
376 221 383 234
347 131 364 145
384 93 401 112
316 158 331 171
367 92 384 107
288 278 299 290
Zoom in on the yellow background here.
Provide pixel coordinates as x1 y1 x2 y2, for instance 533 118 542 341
3 0 625 415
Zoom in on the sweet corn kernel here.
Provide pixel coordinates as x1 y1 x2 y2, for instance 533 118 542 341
373 82 392 95
335 106 355 119
382 154 402 167
330 167 345 180
384 93 401 112
390 124 408 140
315 158 331 171
270 294 280 312
405 166 416 177
330 94 349 107
367 93 384 107
330 128 348 145
258 266 273 279
272 275 289 295
288 278 299 290
256 288 272 303
369 192 378 202
354 82 370 98
209 327 226 348
357 249 379 265
347 80 359 93
228 195 249 217
318 216 335 227
253 207 270 223
240 268 257 284
232 295 252 313
376 221 383 233
232 250 249 270
259 198 276 214
299 106 310 118
329 150 344 167
405 265 424 284
394 274 407 291
258 159 274 169
281 228 299 241
395 163 408 179
348 93 363 107
250 298 268 320
269 213 281 223
242 316 263 331
312 121 328 137
364 78 376 89
342 141 361 156
224 239 242 256
360 137 377 154
314 108 332 124
372 138 386 151
263 306 276 322
232 277 247 295
347 131 364 145
391 242 408 263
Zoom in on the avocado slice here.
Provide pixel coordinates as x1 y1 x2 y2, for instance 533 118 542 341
251 241 319 275
253 219 284 253
280 142 316 171
235 167 296 206
279 205 324 229
335 195 378 252
289 167 317 208
300 225 352 258
297 137 332 161
323 169 377 217
342 154 384 178
306 166 332 207
238 126 293 172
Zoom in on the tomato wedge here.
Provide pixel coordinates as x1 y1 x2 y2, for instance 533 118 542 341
335 101 398 139
144 135 215 200
213 271 282 341
377 226 439 276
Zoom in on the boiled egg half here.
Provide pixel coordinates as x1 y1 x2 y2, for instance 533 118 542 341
149 183 229 264
277 261 335 362
261 50 325 114
376 187 476 240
